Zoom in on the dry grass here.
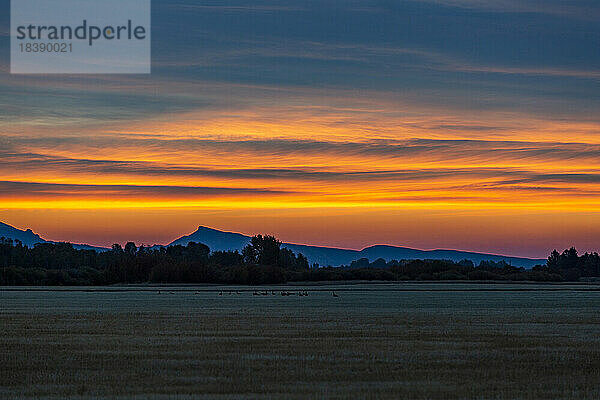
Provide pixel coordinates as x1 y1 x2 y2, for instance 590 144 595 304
1 284 600 399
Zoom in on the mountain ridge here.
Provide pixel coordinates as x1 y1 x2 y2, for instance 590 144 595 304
0 222 45 247
168 226 546 268
0 222 106 252
1 222 547 268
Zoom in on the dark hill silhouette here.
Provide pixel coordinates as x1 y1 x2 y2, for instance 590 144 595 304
169 226 250 251
168 226 546 268
0 222 546 268
0 221 106 251
0 222 45 247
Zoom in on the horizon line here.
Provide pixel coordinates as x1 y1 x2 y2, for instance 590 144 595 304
2 220 551 260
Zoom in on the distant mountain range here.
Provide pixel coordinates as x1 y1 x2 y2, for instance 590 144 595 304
0 222 106 252
0 222 45 247
169 226 546 268
1 222 547 268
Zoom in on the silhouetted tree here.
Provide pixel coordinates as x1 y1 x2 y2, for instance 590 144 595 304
547 249 561 269
243 235 281 265
124 242 137 255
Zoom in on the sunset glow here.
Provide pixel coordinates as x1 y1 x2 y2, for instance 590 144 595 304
2 0 599 257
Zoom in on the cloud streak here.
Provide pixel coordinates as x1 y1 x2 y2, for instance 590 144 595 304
0 180 292 200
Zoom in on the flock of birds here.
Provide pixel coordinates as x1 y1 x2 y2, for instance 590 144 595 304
222 290 339 297
157 290 340 297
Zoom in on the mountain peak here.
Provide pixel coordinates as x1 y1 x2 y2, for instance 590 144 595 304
0 222 45 247
196 225 219 232
168 225 251 251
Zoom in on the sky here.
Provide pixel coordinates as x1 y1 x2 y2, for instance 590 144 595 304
1 0 599 257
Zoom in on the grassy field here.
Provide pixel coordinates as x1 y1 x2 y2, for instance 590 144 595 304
1 283 600 399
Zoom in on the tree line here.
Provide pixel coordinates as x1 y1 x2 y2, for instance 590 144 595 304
0 235 307 285
1 235 598 285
